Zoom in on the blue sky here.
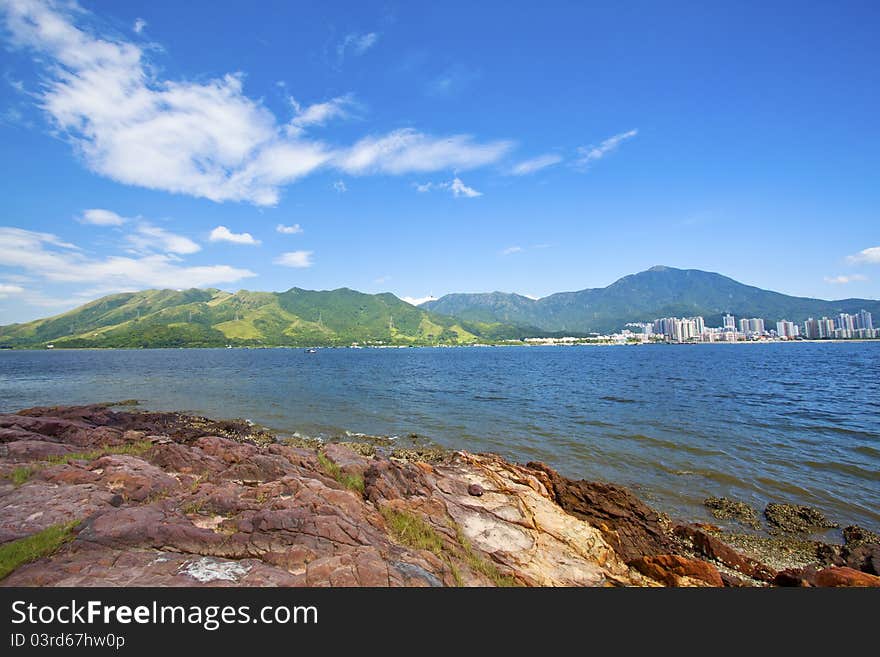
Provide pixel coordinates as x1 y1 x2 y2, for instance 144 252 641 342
1 0 878 323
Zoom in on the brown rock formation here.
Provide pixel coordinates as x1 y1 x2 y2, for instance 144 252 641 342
525 461 673 561
2 403 847 588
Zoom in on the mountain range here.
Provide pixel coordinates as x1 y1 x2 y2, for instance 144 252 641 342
1 266 877 348
424 266 880 334
0 288 521 349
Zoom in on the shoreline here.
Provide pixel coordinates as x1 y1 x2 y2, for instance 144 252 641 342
3 338 880 352
1 403 877 587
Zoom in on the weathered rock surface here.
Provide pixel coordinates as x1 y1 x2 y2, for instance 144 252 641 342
764 503 838 534
628 554 723 587
526 461 673 561
703 497 761 529
0 404 835 588
673 525 776 581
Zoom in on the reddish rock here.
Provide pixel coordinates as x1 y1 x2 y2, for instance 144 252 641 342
147 442 225 475
323 443 372 477
6 440 75 461
628 554 724 587
774 568 815 587
90 454 179 502
673 524 776 581
467 483 484 496
814 566 880 587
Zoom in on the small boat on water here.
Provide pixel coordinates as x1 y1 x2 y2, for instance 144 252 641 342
304 348 317 353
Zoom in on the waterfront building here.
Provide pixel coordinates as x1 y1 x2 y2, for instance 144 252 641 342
803 318 820 339
776 320 799 339
723 314 735 330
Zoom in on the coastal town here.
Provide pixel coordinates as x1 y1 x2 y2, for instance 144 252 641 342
519 310 877 345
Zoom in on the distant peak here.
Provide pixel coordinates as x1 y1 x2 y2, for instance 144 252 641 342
647 265 671 272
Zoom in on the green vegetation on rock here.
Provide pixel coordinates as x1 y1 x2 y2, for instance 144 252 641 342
0 521 81 580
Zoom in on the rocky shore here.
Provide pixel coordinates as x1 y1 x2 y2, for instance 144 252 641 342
0 404 877 587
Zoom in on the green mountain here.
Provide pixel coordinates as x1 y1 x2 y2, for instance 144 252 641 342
424 266 880 334
0 287 524 348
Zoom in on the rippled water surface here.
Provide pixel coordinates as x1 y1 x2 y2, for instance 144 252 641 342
2 343 878 531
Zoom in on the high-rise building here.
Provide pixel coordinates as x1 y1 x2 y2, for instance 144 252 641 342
857 309 874 331
723 314 735 330
776 320 798 339
818 317 835 339
694 316 705 336
738 318 749 333
803 318 819 339
749 318 765 334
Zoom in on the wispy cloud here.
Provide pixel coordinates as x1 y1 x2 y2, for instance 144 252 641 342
824 274 868 284
127 223 200 255
511 153 562 176
425 65 480 98
274 250 313 268
333 180 347 193
287 95 354 136
276 223 303 235
1 2 508 206
336 129 511 175
846 246 880 265
209 225 260 246
402 295 436 306
78 208 128 226
575 129 638 168
501 246 523 255
414 176 482 198
133 18 146 34
0 226 254 296
336 32 379 67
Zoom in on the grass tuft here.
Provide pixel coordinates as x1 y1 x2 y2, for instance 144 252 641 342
380 506 520 586
9 466 34 487
317 451 365 494
0 521 81 581
44 441 153 466
380 506 445 557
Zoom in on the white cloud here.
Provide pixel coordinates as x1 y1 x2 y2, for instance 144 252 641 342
402 295 436 306
337 32 379 65
846 247 880 265
576 129 638 167
0 283 25 298
79 208 127 225
336 129 511 175
1 2 507 206
449 177 481 198
209 225 260 245
133 18 146 34
127 223 200 254
333 180 347 193
274 250 313 268
276 223 303 235
287 95 353 136
0 227 254 294
501 246 523 255
511 153 562 175
824 274 868 284
521 294 540 300
414 176 482 198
